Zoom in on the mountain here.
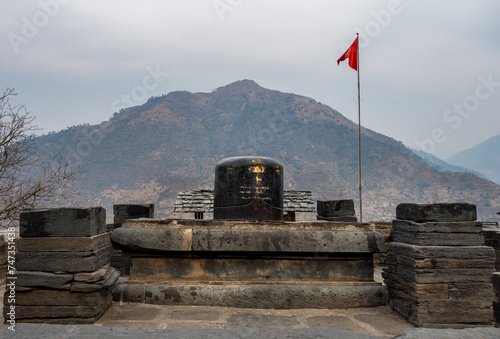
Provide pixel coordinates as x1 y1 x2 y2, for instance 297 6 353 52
412 149 488 179
35 80 500 221
448 134 500 185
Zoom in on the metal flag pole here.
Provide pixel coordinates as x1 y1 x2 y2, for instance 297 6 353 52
356 33 363 223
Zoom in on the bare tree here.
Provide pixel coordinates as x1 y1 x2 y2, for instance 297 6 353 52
0 88 81 227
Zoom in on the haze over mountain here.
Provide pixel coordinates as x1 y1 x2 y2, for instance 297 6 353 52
35 80 500 221
448 133 500 185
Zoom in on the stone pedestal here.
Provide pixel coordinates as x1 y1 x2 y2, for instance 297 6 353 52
316 199 357 222
493 272 500 327
384 203 495 328
4 208 119 325
111 219 386 309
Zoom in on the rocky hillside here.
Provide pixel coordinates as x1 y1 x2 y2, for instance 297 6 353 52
35 80 500 221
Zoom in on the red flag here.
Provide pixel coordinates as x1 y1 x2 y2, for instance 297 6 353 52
337 37 358 71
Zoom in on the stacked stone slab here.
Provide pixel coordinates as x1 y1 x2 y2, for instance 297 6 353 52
484 227 500 271
494 273 500 327
109 204 154 275
317 199 357 222
383 203 495 328
3 208 119 324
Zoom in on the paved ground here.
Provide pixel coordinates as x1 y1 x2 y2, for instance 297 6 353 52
96 303 412 337
2 269 500 338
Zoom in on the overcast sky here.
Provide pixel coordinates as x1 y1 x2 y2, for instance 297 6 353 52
2 0 499 159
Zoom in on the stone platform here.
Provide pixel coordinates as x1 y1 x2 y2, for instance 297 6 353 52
111 219 386 309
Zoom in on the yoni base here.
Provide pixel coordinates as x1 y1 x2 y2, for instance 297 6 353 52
110 219 386 309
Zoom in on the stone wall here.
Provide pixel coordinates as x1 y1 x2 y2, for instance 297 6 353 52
3 208 119 324
383 203 495 328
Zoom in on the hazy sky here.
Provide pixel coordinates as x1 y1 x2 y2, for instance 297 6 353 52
2 0 499 159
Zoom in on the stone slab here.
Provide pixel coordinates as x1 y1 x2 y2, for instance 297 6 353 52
386 252 495 269
192 230 385 253
493 272 500 299
384 265 494 284
225 314 301 330
71 267 120 293
392 220 483 233
16 271 73 289
7 295 111 320
113 204 154 227
6 287 111 306
19 207 106 237
388 289 493 326
388 242 495 259
16 246 111 272
395 203 476 222
317 215 358 222
74 264 110 283
392 230 484 246
110 227 192 251
120 283 386 309
16 233 110 252
129 256 374 282
317 199 355 217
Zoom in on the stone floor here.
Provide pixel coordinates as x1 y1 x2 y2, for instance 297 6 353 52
95 302 412 338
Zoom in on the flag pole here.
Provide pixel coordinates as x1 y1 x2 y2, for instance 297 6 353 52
356 32 363 223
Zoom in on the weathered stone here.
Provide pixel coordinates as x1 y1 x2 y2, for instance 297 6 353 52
113 204 154 227
124 283 386 308
74 264 110 283
385 265 494 284
386 252 495 269
11 288 111 306
20 207 106 237
316 215 358 222
122 283 145 303
16 271 73 289
493 272 500 299
392 230 484 246
395 203 476 222
192 229 385 253
388 242 495 259
16 246 111 272
8 295 111 319
110 227 192 251
392 220 482 233
129 256 374 282
71 267 120 292
16 233 110 252
317 200 355 217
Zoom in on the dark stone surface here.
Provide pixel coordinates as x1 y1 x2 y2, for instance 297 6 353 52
395 203 477 222
16 246 111 272
113 204 154 228
9 288 111 306
493 272 500 299
213 156 283 221
392 230 484 246
394 327 500 338
192 229 385 253
110 227 191 251
388 242 495 259
129 256 375 282
124 283 387 308
16 271 73 289
16 233 110 252
317 200 355 217
392 220 483 233
317 215 358 222
19 207 106 237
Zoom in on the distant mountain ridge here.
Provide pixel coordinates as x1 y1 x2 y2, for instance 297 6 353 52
34 80 500 221
448 133 500 185
412 149 488 179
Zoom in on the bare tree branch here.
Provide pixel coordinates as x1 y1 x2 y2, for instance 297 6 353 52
0 88 83 227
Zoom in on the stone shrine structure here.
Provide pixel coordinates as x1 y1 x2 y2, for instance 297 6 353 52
383 203 496 327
